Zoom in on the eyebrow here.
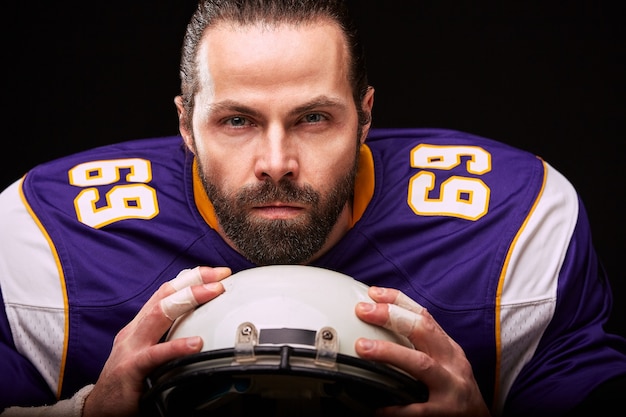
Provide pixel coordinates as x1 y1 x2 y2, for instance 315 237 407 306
206 100 261 118
289 96 347 116
206 95 347 118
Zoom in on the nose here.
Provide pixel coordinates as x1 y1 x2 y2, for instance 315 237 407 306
254 125 298 182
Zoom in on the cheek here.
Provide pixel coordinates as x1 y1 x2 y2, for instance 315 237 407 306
304 142 357 178
196 146 252 190
299 159 354 198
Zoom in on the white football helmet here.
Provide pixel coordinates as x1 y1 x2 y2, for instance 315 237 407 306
142 265 427 416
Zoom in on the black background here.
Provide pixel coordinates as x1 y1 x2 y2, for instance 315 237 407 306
5 1 624 336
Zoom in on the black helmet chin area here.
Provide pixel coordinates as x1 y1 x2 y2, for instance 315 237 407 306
141 345 428 417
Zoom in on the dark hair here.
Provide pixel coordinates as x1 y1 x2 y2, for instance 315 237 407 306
178 0 369 130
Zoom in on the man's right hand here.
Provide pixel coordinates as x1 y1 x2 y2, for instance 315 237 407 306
82 266 231 417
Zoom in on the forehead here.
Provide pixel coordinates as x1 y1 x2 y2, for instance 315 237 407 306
195 19 350 97
201 17 347 56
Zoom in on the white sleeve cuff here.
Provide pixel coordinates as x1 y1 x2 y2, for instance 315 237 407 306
1 384 95 417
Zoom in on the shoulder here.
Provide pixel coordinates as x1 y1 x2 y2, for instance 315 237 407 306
0 135 192 302
0 179 53 276
24 135 186 179
20 136 189 224
364 127 551 222
366 127 540 160
366 127 546 189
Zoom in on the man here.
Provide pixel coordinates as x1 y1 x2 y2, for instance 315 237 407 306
1 0 624 416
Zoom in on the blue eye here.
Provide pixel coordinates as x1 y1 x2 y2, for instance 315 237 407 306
304 113 324 123
228 116 248 127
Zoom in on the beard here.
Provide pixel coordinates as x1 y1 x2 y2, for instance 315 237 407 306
198 153 359 265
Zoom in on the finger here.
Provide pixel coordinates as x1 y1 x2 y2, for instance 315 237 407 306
161 286 199 320
356 302 429 342
385 303 420 337
368 286 425 314
394 291 425 315
146 266 230 302
143 266 231 317
159 266 231 321
160 281 224 321
167 266 232 291
135 335 205 377
358 288 427 333
159 266 231 320
191 265 232 285
130 268 229 343
355 336 446 384
366 287 428 337
356 298 447 357
167 267 204 291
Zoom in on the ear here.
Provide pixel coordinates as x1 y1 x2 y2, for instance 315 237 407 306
174 95 195 154
359 86 375 144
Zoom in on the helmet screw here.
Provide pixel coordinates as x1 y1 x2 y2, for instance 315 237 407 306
241 325 253 336
322 329 334 340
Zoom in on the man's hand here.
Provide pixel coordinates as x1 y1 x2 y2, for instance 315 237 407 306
82 266 231 417
355 286 491 416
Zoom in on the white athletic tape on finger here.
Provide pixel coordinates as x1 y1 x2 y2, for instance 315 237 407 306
394 292 425 314
161 286 199 321
168 267 203 291
386 303 417 337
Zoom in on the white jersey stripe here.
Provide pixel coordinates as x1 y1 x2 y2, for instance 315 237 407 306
0 179 67 397
494 161 579 413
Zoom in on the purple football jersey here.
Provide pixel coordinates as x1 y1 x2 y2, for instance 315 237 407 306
1 128 624 415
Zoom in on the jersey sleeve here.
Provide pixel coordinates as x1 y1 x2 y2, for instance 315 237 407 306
500 164 626 415
0 179 66 409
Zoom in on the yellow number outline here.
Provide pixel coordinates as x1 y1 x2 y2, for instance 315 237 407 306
408 144 491 220
69 158 159 228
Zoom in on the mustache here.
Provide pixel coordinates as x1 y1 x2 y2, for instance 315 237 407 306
236 179 319 206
